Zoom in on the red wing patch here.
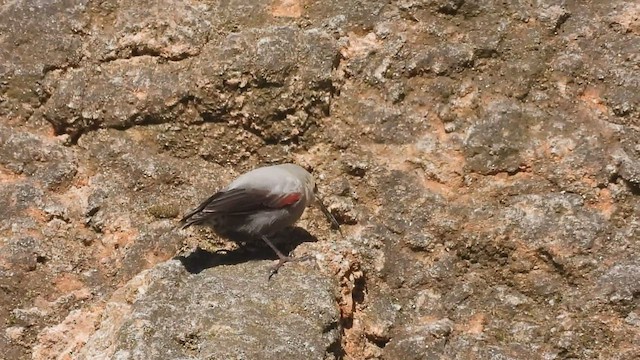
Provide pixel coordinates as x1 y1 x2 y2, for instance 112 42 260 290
275 192 301 207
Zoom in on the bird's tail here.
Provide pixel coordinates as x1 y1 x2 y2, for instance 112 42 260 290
179 192 223 229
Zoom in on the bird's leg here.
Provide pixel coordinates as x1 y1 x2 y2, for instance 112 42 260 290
261 235 310 279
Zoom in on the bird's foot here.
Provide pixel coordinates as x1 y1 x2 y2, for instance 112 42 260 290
268 254 313 280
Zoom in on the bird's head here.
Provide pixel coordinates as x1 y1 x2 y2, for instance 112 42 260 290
282 163 342 235
279 163 316 200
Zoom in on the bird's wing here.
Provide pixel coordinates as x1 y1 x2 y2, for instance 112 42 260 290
182 187 301 221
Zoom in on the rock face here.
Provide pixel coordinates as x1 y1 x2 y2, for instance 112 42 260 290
77 260 340 360
1 0 639 359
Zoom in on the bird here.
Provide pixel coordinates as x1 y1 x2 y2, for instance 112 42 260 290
180 163 341 276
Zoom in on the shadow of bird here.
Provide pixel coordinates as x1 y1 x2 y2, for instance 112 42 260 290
174 227 317 274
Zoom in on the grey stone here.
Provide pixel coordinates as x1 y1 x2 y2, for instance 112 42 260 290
0 124 77 190
78 260 340 360
597 262 640 303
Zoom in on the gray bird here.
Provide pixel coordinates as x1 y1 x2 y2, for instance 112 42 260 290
180 163 340 276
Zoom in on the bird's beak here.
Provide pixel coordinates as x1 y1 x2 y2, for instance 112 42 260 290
315 193 343 237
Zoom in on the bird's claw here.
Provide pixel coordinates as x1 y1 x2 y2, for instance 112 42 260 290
268 254 313 280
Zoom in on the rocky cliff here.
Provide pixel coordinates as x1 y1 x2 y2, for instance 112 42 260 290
1 0 639 359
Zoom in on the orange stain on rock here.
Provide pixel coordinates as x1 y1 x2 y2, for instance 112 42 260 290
143 247 176 268
545 242 576 261
32 306 103 360
420 178 454 198
365 143 414 172
365 128 468 200
340 32 382 59
579 86 609 114
487 170 537 190
132 90 147 101
586 187 615 219
96 227 139 261
0 165 24 183
54 273 85 294
72 174 90 188
458 313 486 334
270 0 303 18
25 207 48 223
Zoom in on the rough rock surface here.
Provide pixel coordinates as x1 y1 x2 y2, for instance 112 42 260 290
1 0 639 359
76 260 340 360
